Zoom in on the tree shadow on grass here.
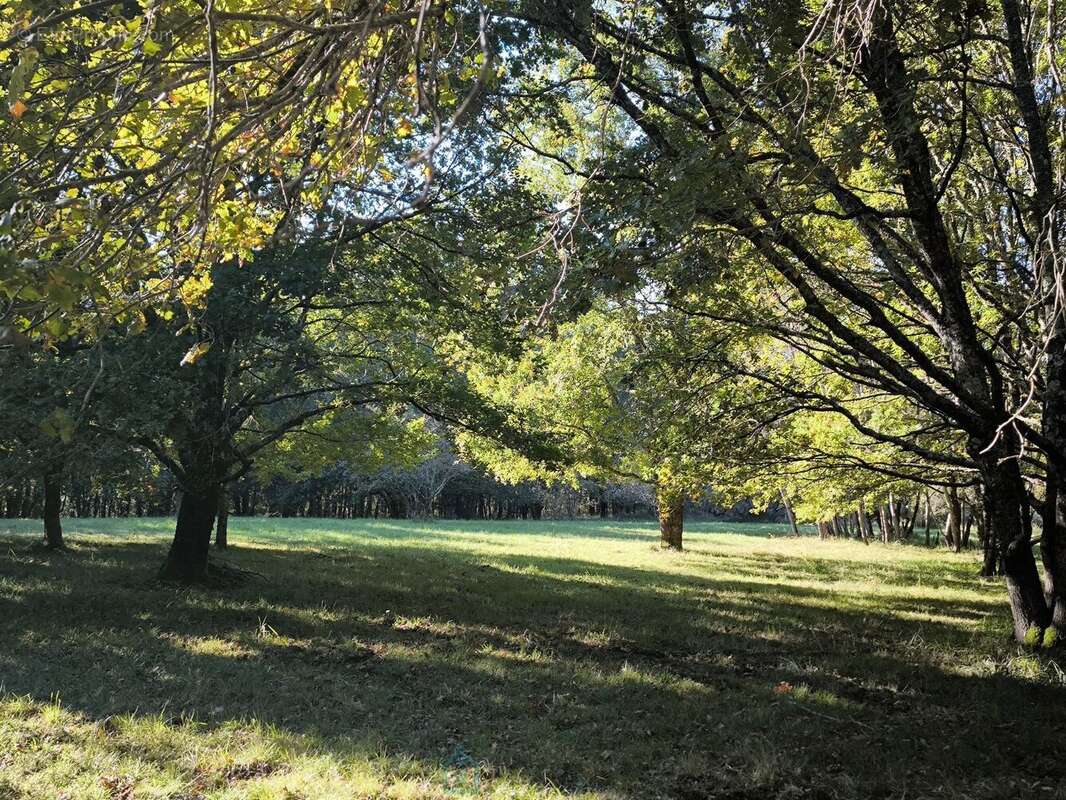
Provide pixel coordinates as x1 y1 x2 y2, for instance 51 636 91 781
0 531 1063 799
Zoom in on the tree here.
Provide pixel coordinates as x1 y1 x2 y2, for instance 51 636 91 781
0 339 123 548
0 347 76 547
1 1 493 339
458 306 770 549
500 0 1066 643
91 243 430 579
85 156 565 579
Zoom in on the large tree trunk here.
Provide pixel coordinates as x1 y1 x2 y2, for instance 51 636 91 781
657 487 683 550
976 452 1050 643
996 0 1066 637
1037 329 1066 632
215 486 229 550
41 470 64 549
160 486 219 581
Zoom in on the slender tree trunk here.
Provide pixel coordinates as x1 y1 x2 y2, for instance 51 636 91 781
657 486 684 550
945 486 962 552
961 502 973 549
857 499 871 544
981 530 1000 578
41 470 64 549
924 492 932 547
215 486 229 550
160 486 219 581
780 489 800 535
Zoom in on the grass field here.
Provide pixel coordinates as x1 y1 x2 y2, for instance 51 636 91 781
1 517 1064 800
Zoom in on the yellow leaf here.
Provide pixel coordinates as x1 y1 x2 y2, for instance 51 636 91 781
130 311 147 335
10 99 27 119
179 272 213 305
180 341 212 366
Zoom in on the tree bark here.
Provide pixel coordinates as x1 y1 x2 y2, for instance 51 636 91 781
657 487 684 550
41 470 64 549
160 485 219 581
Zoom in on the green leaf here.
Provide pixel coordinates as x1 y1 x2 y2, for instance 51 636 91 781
40 408 75 444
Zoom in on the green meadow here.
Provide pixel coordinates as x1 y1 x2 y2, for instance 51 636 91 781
1 518 1062 799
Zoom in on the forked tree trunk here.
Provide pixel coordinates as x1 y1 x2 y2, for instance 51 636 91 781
42 470 64 549
160 486 219 581
657 488 683 550
215 487 229 550
901 495 919 540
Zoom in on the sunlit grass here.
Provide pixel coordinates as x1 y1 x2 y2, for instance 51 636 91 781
1 517 1064 798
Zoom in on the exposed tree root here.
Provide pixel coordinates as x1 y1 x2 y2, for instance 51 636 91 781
156 557 264 587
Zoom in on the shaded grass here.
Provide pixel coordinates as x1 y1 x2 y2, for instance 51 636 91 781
0 517 1064 799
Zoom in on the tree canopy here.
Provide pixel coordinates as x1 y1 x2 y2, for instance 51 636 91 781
2 0 1065 645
